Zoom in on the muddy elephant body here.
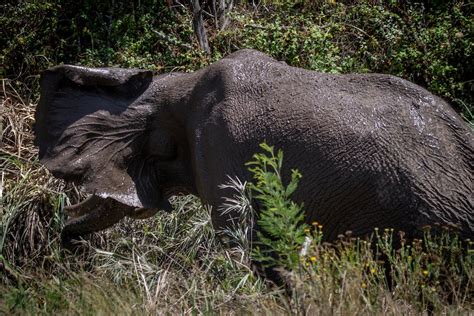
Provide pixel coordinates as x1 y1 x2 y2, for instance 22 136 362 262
35 49 473 244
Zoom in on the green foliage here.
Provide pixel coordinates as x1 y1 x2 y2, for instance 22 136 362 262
2 0 472 118
213 1 473 118
1 0 208 79
224 13 343 73
246 143 309 270
339 2 473 110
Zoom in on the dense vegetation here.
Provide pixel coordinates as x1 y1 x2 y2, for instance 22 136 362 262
1 0 473 314
2 0 473 119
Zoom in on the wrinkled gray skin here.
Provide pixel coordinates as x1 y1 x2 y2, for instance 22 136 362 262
34 49 473 247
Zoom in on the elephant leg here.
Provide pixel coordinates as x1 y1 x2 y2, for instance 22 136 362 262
61 197 130 250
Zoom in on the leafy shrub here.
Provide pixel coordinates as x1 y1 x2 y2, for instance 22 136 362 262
2 1 472 119
1 0 208 79
246 143 309 270
214 1 473 118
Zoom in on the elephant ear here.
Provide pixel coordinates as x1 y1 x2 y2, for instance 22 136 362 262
34 65 166 209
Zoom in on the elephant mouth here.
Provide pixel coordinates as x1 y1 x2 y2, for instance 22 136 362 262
64 193 172 218
63 185 187 218
63 194 137 218
63 194 162 221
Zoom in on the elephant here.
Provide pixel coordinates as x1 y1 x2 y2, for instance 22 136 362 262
34 49 473 248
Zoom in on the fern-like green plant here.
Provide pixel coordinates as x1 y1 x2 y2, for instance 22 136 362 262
246 142 309 270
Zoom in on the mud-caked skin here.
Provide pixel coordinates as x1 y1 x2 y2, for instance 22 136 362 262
34 49 473 247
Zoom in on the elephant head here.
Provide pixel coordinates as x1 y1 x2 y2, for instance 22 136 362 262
34 65 198 245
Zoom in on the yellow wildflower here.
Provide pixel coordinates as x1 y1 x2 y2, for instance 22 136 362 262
370 268 376 274
361 282 367 289
422 270 429 277
310 256 317 263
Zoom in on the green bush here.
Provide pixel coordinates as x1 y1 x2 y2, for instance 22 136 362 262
246 143 309 270
2 1 472 119
217 2 472 118
1 0 207 78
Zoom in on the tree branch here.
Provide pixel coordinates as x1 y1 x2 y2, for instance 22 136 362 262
190 0 210 54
